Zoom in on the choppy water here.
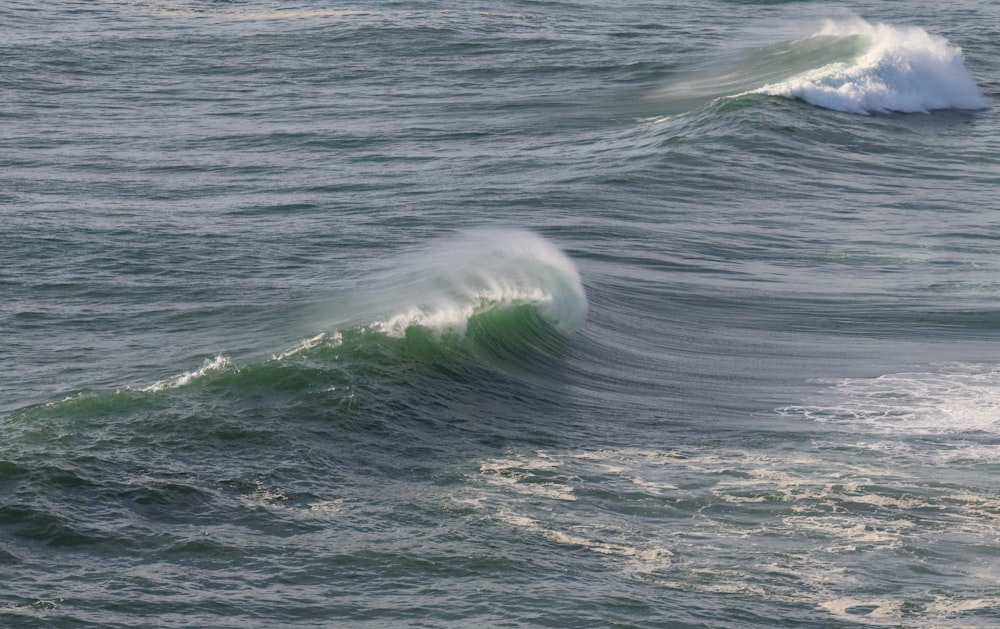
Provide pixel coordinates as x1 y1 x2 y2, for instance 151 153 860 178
3 1 999 626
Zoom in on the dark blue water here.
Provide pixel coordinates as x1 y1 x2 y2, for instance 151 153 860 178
3 1 999 626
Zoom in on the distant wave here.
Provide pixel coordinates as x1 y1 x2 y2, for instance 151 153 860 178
651 18 988 117
754 19 989 114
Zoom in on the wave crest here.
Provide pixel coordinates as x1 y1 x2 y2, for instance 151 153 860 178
360 229 588 337
140 355 232 393
755 19 988 115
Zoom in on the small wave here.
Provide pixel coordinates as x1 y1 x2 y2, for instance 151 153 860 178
119 230 585 396
754 19 988 114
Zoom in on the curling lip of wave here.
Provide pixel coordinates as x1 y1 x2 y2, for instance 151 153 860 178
362 229 588 337
753 19 989 115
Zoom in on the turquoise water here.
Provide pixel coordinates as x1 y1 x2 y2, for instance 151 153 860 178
3 1 999 626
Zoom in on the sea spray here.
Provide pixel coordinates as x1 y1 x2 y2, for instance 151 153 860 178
354 229 588 337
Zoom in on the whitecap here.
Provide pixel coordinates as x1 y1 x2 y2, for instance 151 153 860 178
756 19 988 114
140 354 231 392
361 229 588 337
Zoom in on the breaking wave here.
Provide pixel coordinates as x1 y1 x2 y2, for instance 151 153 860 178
754 19 989 114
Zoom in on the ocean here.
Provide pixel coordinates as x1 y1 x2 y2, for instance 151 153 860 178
2 0 998 626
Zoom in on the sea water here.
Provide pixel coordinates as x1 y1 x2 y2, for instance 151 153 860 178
2 0 999 626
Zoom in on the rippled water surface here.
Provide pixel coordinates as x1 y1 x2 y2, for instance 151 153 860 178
3 0 999 626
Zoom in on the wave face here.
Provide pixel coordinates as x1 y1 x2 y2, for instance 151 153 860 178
755 19 989 114
8 230 586 453
124 230 588 401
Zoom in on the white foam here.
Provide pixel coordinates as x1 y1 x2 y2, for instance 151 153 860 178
924 597 994 614
819 597 904 620
495 509 673 572
480 454 575 501
461 445 1000 620
1 599 62 612
787 364 1000 436
756 19 988 114
480 454 561 474
272 332 340 362
782 516 904 548
140 354 231 392
307 499 345 515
